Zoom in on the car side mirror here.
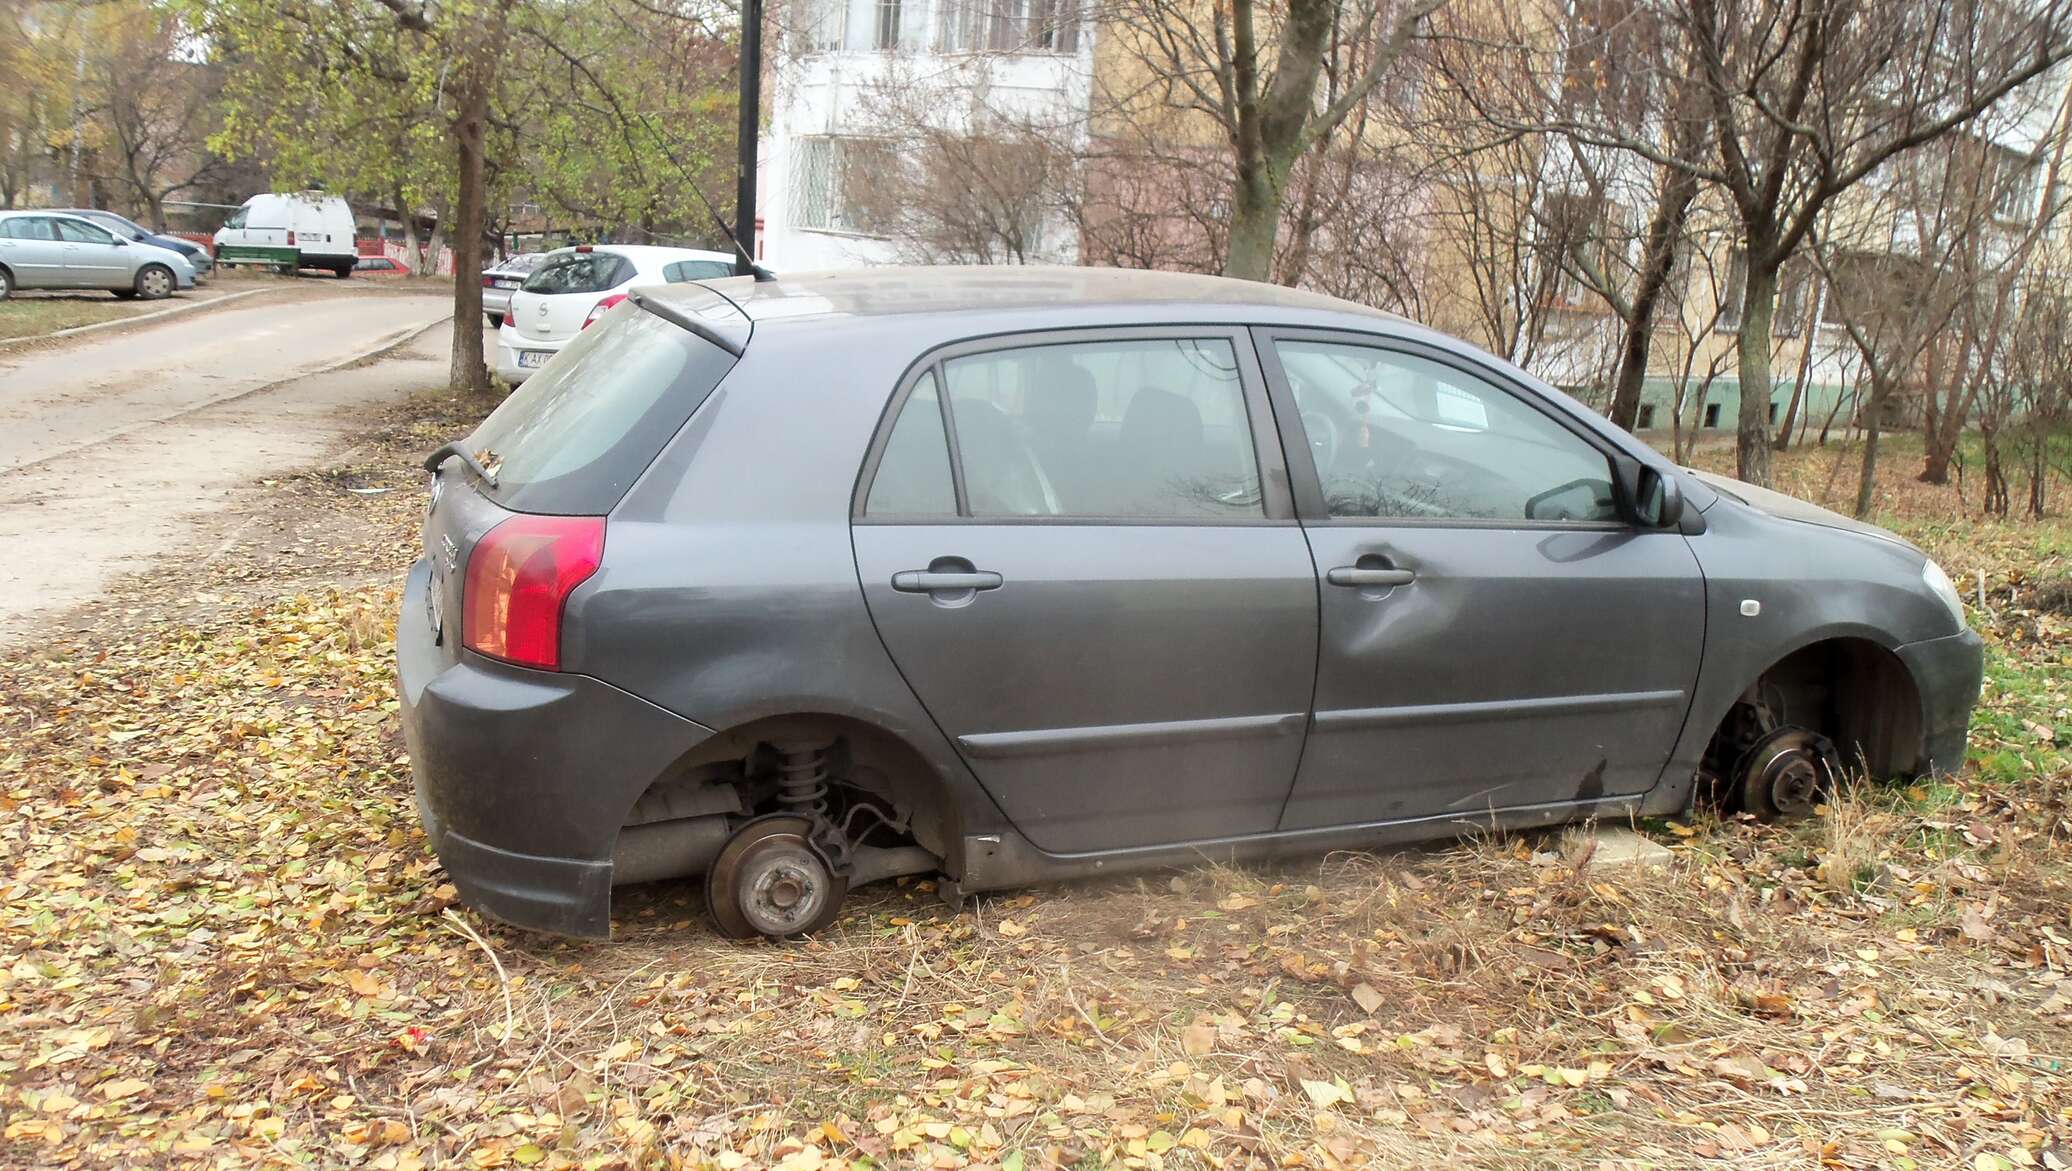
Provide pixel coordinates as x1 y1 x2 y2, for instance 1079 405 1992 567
1635 466 1684 529
112 238 128 247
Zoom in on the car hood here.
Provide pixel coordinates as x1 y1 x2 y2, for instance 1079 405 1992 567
1689 470 1916 551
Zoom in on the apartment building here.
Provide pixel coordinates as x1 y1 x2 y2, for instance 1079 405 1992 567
758 0 1095 269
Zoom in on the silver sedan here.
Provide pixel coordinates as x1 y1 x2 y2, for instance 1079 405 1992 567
0 210 197 300
480 253 546 325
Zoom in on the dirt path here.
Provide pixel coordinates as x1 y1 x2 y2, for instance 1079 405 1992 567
0 293 478 649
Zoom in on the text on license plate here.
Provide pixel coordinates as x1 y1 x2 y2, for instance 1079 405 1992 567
495 279 519 288
518 350 550 369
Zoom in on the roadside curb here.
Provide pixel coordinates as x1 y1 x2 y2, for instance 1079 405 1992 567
0 287 277 351
3 311 455 480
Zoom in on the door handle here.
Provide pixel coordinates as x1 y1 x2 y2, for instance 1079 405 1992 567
892 570 1004 593
1326 566 1415 588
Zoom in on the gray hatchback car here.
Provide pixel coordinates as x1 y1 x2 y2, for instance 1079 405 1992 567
399 267 1983 940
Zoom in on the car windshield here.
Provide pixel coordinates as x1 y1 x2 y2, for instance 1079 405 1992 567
465 304 739 513
521 252 628 295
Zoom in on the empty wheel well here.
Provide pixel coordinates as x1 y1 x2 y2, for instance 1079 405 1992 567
1704 638 1924 784
638 713 956 858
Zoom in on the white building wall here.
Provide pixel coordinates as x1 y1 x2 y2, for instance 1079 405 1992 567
759 4 1094 272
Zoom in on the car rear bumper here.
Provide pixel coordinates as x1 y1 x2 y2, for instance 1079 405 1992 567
493 327 569 384
397 560 715 937
1897 628 1985 775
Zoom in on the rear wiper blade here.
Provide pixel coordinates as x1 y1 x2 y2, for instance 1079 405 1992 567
422 440 499 488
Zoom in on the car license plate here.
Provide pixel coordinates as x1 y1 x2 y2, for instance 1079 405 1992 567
518 350 549 369
495 279 518 289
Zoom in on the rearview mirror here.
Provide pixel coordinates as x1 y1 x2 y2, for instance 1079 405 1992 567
1635 466 1684 529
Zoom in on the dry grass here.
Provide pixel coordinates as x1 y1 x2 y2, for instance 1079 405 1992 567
1 408 2069 1168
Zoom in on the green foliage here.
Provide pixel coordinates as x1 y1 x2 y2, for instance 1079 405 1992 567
184 0 738 242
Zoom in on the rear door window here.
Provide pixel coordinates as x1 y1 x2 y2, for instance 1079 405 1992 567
522 253 631 295
1 217 56 240
864 373 957 517
466 305 739 514
941 338 1264 519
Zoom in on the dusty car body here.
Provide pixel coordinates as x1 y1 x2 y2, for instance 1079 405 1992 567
398 267 1983 939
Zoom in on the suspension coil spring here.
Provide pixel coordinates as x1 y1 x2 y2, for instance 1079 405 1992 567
773 739 833 815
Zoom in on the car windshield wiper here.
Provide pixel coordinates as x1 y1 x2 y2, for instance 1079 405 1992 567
422 440 499 488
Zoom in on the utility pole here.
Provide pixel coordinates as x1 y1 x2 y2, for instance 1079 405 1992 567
733 0 761 276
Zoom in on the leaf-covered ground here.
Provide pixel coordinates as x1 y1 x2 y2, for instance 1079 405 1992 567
3 397 2070 1170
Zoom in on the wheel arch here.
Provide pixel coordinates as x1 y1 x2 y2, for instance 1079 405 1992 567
638 709 965 864
1703 630 1926 782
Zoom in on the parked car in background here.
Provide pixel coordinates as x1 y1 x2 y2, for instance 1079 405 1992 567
213 192 358 278
353 255 408 278
493 244 742 383
49 208 212 279
404 266 1984 941
480 252 546 326
0 210 197 300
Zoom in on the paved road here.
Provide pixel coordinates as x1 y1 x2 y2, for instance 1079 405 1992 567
0 288 459 647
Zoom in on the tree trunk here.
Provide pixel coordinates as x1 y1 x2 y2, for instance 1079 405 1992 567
451 74 492 393
1773 287 1821 449
1854 383 1885 518
1734 258 1780 485
1606 169 1697 431
1223 161 1285 282
395 184 423 273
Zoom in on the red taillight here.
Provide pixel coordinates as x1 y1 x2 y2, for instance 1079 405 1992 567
461 516 605 671
287 230 296 246
575 244 593 253
583 293 628 330
502 310 514 328
481 275 496 287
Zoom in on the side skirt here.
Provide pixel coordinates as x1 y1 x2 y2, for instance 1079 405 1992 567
946 795 1646 896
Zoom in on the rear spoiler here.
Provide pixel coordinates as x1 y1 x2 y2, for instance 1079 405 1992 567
629 286 750 357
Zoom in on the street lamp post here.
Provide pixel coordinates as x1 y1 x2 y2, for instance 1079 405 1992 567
733 0 761 276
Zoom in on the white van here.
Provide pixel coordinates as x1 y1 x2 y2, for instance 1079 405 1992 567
214 192 359 277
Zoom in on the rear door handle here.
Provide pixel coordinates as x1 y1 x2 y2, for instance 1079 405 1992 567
893 570 1004 593
1326 566 1415 587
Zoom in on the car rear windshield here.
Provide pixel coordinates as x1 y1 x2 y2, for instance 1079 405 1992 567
522 252 632 295
465 305 738 514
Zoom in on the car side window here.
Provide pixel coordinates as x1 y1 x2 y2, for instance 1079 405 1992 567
1276 340 1619 523
941 338 1264 519
666 260 732 282
864 373 957 517
56 218 115 245
3 217 56 241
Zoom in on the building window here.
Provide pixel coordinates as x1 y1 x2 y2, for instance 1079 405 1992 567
1637 403 1656 429
1704 402 1722 428
1767 400 1780 423
1992 147 2041 223
938 0 1077 53
796 0 845 51
1541 190 1614 312
792 136 896 236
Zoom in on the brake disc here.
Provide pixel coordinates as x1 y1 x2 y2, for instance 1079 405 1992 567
1734 727 1839 821
705 814 848 940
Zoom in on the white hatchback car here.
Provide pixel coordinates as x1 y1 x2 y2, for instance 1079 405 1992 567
494 245 742 383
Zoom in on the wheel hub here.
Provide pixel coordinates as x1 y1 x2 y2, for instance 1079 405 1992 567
705 815 847 939
1736 727 1836 820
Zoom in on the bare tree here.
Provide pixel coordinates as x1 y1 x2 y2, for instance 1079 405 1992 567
1098 0 1441 280
1529 0 2072 487
85 8 229 229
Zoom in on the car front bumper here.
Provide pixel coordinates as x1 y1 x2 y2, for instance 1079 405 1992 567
1897 628 1986 774
397 560 715 937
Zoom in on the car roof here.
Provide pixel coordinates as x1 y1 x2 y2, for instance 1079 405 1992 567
644 265 1408 332
548 244 734 263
